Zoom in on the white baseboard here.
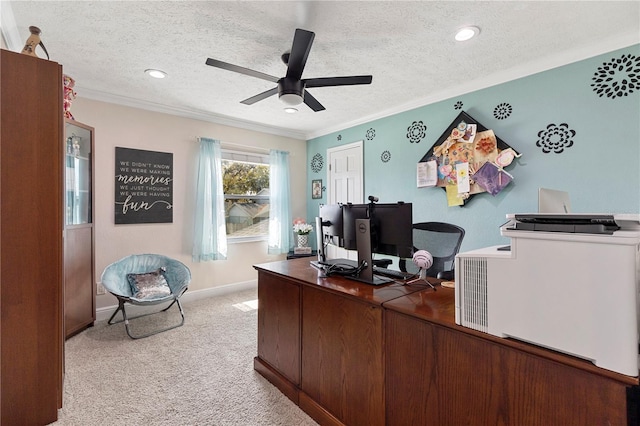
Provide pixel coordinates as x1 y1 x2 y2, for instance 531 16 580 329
95 279 257 322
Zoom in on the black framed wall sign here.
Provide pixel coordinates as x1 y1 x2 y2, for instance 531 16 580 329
114 147 173 224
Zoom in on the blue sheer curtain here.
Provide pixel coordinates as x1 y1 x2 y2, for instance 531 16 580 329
268 149 292 254
192 138 227 261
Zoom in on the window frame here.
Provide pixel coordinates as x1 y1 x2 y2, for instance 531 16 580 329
221 148 270 244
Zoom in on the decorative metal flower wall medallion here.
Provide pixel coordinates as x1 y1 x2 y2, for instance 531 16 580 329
337 134 342 141
591 53 640 99
536 123 576 154
454 101 463 110
381 150 391 163
366 128 376 140
493 103 512 120
311 153 324 172
406 120 427 143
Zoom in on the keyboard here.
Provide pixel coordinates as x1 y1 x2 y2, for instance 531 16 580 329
372 266 412 280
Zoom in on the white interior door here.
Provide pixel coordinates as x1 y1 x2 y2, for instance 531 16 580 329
328 141 363 205
327 141 363 260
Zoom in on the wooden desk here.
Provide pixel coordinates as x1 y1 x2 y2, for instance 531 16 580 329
254 258 639 426
254 258 430 425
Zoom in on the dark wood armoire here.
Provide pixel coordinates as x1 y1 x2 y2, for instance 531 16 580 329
0 49 64 425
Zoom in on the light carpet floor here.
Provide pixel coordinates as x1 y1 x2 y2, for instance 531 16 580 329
51 289 318 426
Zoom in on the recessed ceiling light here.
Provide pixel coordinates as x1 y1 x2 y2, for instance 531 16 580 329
284 107 298 114
145 69 167 79
455 26 480 42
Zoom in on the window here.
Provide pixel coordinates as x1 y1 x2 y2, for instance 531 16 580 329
221 149 269 240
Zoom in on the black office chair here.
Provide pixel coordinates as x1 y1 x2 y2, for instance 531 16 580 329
399 222 465 280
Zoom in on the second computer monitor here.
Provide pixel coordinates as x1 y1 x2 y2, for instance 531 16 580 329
318 203 344 246
342 202 413 258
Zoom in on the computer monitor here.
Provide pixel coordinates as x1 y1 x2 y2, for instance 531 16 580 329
342 202 413 258
342 203 369 251
346 200 413 285
538 188 571 213
316 204 344 263
318 204 344 246
368 202 413 259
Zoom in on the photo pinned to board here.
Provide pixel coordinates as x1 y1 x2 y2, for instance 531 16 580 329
471 162 512 196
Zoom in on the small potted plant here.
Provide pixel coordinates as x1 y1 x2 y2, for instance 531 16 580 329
293 218 313 251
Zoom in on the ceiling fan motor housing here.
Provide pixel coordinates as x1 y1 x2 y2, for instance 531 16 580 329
278 78 304 105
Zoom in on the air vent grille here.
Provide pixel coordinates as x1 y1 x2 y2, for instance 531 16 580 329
459 257 489 332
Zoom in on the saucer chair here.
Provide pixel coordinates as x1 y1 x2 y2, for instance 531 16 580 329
101 254 191 339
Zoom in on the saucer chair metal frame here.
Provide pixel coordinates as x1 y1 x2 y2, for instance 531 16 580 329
101 254 191 339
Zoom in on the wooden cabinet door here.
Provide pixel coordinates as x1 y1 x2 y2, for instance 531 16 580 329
64 226 94 337
301 286 384 426
385 309 629 425
257 271 300 385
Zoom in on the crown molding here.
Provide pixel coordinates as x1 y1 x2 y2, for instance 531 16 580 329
306 34 640 140
77 87 308 141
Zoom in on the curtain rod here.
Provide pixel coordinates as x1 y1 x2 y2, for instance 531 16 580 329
196 137 271 155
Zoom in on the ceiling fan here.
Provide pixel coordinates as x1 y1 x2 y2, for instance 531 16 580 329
205 28 373 112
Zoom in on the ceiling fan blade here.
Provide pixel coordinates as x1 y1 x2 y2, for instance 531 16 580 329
303 90 325 112
240 87 279 105
206 58 279 83
286 29 314 81
304 75 373 88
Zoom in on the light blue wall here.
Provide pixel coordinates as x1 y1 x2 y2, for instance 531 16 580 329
306 45 640 252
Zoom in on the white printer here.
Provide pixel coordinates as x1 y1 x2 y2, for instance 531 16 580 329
455 213 640 376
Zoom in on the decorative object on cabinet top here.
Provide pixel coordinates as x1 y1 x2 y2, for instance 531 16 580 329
418 111 521 207
20 25 50 59
63 74 77 120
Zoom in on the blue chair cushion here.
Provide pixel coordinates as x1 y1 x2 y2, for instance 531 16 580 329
127 267 171 300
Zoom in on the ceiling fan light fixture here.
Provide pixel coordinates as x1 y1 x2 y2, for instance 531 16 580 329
280 93 304 106
455 26 480 42
284 107 298 114
145 69 167 79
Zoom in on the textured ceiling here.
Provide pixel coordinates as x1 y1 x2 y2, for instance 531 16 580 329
3 1 639 140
